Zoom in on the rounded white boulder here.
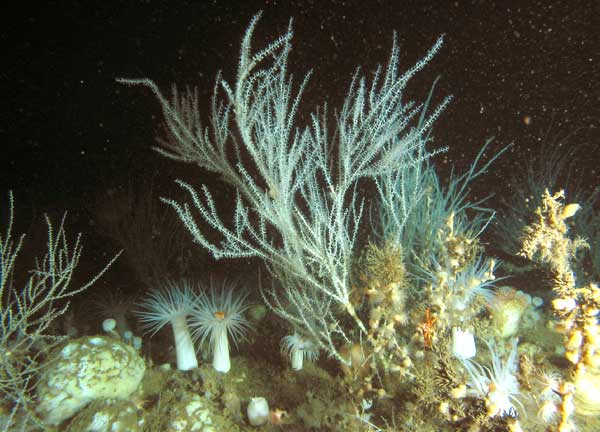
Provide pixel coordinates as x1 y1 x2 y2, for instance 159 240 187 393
36 335 146 425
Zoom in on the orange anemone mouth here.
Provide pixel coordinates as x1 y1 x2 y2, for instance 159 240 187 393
214 310 226 320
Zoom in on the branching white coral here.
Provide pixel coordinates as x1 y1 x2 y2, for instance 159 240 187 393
0 191 119 428
118 12 450 364
190 280 253 373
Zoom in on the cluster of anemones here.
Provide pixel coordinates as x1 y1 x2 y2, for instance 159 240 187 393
136 279 253 373
136 278 323 374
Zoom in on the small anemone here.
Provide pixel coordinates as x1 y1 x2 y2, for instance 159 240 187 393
415 255 502 315
91 287 134 336
450 257 501 312
281 332 319 370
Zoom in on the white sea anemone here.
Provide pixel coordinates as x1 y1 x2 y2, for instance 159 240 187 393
449 257 500 313
460 337 523 418
281 332 319 370
536 367 562 400
135 280 198 371
190 281 253 373
535 367 562 422
538 400 559 423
